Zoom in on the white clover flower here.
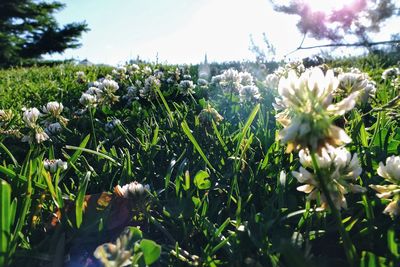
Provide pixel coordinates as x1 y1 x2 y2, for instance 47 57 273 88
239 85 261 103
142 66 152 75
44 159 67 173
79 93 97 107
128 64 139 73
183 74 192 80
369 156 400 217
239 71 254 86
94 227 134 266
199 105 223 127
219 69 242 93
293 146 365 210
276 67 358 152
179 80 195 95
99 78 119 93
35 129 49 143
210 74 223 85
377 155 400 183
382 67 400 80
45 122 62 135
0 109 13 122
76 71 86 83
114 181 150 199
265 73 280 89
23 107 41 128
337 72 376 104
197 78 208 87
86 87 103 98
139 76 160 100
43 101 64 117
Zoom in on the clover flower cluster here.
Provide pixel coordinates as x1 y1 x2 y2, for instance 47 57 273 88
199 104 224 127
21 101 67 144
265 60 306 89
114 181 150 200
0 109 20 137
80 76 120 107
211 69 260 102
112 66 128 80
337 67 376 104
179 79 195 96
381 67 400 87
43 158 67 173
94 227 134 267
293 146 365 210
139 75 161 100
274 67 359 153
382 67 400 80
370 156 400 217
75 71 86 84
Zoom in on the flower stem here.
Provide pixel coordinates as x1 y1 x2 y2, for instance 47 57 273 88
310 152 357 266
88 107 98 150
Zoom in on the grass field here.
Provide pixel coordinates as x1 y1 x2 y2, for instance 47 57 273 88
0 56 400 267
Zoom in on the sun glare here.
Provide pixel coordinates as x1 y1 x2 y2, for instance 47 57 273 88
302 0 352 13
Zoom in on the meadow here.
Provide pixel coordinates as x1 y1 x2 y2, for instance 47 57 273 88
0 55 400 267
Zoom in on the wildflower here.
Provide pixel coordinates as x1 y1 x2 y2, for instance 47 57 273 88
370 155 400 217
45 122 62 135
219 69 242 93
239 85 261 103
382 67 400 80
139 76 160 100
86 87 103 98
75 71 86 83
43 159 68 173
183 74 192 80
338 71 376 104
43 101 64 117
99 78 119 93
114 181 150 199
79 93 97 107
122 86 139 104
239 71 254 86
142 66 152 75
275 67 358 153
94 227 134 267
293 146 365 210
179 80 195 95
0 109 13 123
35 129 49 143
127 64 139 74
199 105 224 127
22 127 49 144
197 78 208 87
265 73 279 89
22 107 41 128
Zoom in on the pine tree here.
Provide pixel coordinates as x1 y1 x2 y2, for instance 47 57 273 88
0 0 88 67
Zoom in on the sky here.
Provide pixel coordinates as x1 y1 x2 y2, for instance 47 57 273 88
46 0 400 65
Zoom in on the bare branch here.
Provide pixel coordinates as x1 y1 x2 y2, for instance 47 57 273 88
285 39 400 57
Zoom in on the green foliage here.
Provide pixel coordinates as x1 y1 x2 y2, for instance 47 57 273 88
0 57 399 267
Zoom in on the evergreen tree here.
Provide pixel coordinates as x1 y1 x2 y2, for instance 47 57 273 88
0 0 88 67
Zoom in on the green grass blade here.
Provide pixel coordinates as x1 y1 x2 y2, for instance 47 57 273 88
75 171 91 228
0 179 11 266
181 120 214 171
65 145 119 165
